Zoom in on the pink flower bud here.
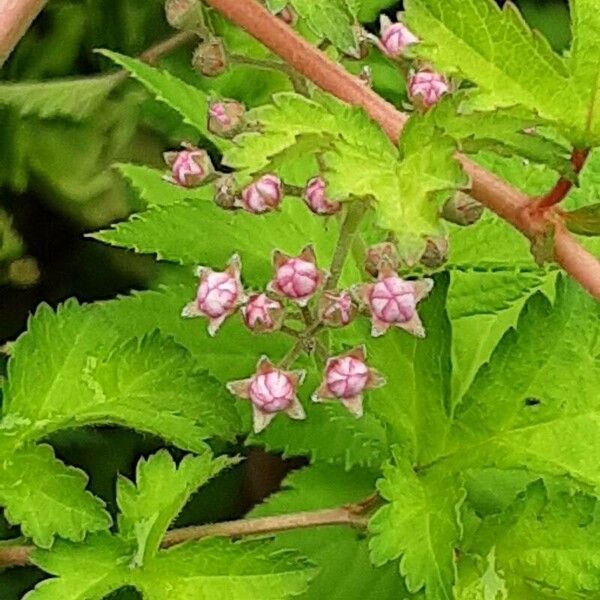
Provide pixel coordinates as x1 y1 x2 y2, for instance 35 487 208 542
163 145 214 188
268 245 326 306
379 16 418 57
237 174 282 213
355 266 433 337
242 293 284 334
192 38 227 77
227 357 306 433
441 191 483 226
182 255 245 336
318 290 356 328
208 100 245 139
303 177 341 215
365 242 400 278
312 347 384 418
408 69 449 110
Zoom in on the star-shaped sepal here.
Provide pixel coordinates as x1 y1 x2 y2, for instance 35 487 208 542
226 357 306 433
312 346 385 418
354 265 433 338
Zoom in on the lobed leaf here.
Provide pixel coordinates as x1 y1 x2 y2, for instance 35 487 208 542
369 450 465 599
117 450 237 565
0 444 111 548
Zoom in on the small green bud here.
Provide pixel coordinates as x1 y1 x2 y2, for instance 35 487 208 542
441 191 484 226
192 38 227 77
164 0 205 32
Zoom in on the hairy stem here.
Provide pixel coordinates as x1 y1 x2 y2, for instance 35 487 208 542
0 0 47 67
0 503 371 568
203 0 600 300
326 201 368 291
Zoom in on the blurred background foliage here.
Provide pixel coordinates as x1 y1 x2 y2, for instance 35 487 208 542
0 1 572 597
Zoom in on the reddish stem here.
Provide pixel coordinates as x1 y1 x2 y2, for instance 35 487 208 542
0 0 48 66
204 0 600 300
534 148 589 211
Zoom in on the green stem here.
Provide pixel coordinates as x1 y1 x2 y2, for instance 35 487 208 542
326 201 368 291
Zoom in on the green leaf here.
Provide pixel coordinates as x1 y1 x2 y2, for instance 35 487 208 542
404 0 584 143
0 444 110 548
88 332 242 447
117 163 213 207
564 203 600 236
97 284 290 382
569 0 600 142
250 464 410 600
369 450 465 599
134 540 316 600
432 98 572 177
288 0 360 56
461 481 600 597
98 51 229 150
352 0 398 22
117 450 236 565
3 301 239 449
446 214 556 403
92 199 339 288
251 398 390 469
365 273 452 464
28 533 133 600
375 112 467 260
0 74 122 121
444 277 600 487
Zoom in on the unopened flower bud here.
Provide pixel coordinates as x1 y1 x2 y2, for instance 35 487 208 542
237 174 282 213
163 145 214 187
227 357 306 433
379 15 418 58
312 346 384 418
182 255 245 335
318 290 356 328
420 235 449 269
355 265 433 338
303 177 341 215
208 100 245 139
268 245 326 306
408 68 449 110
165 0 205 32
365 242 400 278
242 293 284 334
276 5 297 26
213 174 237 210
441 192 484 226
192 38 227 77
